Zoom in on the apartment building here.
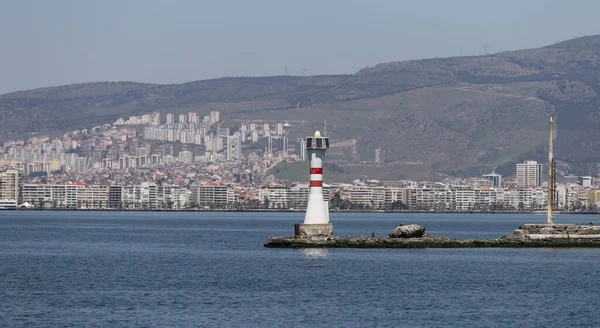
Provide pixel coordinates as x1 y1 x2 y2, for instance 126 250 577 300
516 160 543 187
0 169 22 203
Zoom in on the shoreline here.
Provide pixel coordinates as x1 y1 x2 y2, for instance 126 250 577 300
5 208 600 215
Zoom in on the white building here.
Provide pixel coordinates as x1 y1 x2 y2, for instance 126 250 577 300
192 184 235 207
580 176 594 188
516 160 543 187
483 173 502 187
166 113 175 124
0 169 22 203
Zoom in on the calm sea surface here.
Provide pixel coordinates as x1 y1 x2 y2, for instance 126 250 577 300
1 211 600 327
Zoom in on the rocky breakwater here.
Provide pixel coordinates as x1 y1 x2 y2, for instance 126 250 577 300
265 223 600 248
266 224 469 248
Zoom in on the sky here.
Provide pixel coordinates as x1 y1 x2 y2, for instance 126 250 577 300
1 0 600 94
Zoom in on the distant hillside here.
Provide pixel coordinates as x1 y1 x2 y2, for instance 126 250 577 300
4 34 600 178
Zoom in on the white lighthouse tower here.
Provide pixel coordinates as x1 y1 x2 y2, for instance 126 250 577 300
296 130 333 238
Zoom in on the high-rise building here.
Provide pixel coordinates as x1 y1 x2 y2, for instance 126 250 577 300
188 112 198 124
209 111 220 124
226 133 242 161
263 136 272 153
166 113 175 124
263 123 270 136
151 112 161 125
0 169 22 203
140 114 152 124
295 138 307 161
251 130 259 143
483 173 503 187
375 148 387 164
277 123 284 135
178 114 187 124
109 185 123 208
516 160 543 187
276 136 288 152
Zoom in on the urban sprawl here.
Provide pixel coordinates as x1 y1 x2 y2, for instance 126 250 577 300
0 111 597 212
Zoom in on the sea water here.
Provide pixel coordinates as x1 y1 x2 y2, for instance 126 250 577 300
1 211 599 327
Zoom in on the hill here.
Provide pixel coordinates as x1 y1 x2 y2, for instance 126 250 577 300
4 34 600 178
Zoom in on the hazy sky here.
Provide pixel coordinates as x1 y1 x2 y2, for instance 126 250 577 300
1 0 600 94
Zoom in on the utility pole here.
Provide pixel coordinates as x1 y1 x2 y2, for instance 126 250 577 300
547 116 555 225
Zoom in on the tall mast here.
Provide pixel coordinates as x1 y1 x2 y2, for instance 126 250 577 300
547 116 555 225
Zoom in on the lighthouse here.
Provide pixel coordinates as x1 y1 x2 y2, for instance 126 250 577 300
296 130 333 238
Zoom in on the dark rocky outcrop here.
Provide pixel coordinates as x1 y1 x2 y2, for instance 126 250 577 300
389 224 425 238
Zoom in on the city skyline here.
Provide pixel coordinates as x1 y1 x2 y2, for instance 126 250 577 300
1 109 599 213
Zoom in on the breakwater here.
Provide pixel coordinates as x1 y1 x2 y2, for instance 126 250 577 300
265 235 600 248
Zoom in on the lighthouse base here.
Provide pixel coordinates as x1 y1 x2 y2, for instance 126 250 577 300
296 223 333 238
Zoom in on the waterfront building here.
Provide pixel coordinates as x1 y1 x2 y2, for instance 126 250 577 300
76 184 109 209
0 169 22 203
258 184 330 209
516 160 543 187
109 185 123 208
192 183 235 207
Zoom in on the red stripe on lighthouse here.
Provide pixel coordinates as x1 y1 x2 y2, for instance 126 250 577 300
310 180 323 187
310 168 323 174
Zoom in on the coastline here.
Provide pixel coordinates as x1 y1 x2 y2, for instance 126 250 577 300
6 208 600 215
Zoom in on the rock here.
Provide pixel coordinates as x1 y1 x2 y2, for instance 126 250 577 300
389 224 425 238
